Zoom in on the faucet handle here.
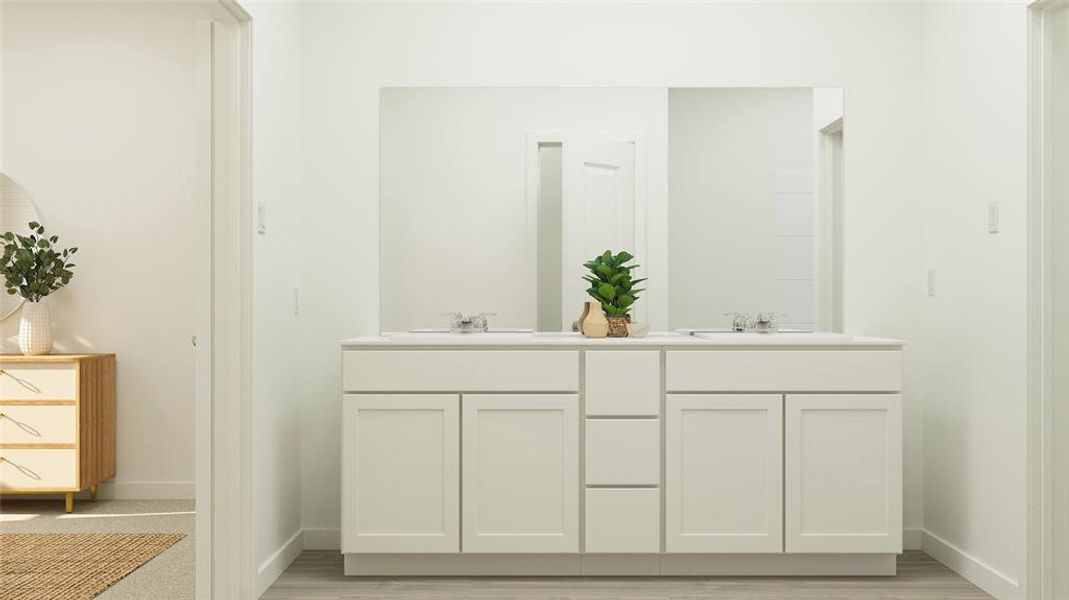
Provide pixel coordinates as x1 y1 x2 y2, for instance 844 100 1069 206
471 312 497 332
724 312 753 332
754 312 778 333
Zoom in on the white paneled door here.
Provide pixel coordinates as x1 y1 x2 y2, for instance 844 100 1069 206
784 394 902 553
462 394 579 553
342 394 460 553
561 135 641 322
665 394 783 553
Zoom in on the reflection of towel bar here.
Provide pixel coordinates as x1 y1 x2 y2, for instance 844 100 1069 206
0 455 43 481
0 412 43 437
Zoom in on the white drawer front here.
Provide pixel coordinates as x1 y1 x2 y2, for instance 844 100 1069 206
666 351 902 392
585 488 660 553
344 351 578 392
585 351 661 416
0 405 77 444
0 363 77 400
585 419 660 486
0 448 77 490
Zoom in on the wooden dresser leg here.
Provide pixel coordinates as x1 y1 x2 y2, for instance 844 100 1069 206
90 485 97 502
64 492 73 513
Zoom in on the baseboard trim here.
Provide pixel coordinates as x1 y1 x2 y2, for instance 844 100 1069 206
303 527 340 550
1 481 194 501
922 530 1020 600
256 529 303 599
902 527 923 550
97 481 195 500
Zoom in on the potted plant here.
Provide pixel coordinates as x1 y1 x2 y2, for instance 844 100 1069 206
0 222 78 355
582 250 645 337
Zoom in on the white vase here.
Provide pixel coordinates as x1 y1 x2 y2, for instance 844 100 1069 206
19 300 54 355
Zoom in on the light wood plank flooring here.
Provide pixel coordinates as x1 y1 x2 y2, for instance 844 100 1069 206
263 550 991 599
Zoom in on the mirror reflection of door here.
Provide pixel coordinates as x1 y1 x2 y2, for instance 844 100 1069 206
535 133 641 331
0 174 44 321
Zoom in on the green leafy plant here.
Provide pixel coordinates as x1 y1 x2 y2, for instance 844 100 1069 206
0 222 77 302
582 250 646 317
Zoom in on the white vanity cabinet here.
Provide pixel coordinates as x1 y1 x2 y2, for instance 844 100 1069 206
784 394 902 553
341 335 904 576
665 394 783 553
342 394 460 553
462 394 579 553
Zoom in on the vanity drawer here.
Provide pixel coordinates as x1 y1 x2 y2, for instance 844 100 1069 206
585 419 659 486
0 363 77 400
343 351 579 392
666 350 902 392
0 405 77 445
585 488 660 553
0 448 77 490
585 351 660 416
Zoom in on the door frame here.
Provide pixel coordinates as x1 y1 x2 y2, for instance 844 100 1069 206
1027 1 1067 598
816 118 844 332
195 1 254 598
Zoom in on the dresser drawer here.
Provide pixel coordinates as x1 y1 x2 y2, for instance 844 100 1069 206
0 448 77 490
0 363 77 400
0 405 77 444
585 351 660 416
343 351 579 392
585 419 660 486
666 351 902 392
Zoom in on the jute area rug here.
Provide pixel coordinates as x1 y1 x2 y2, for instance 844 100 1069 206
0 532 185 600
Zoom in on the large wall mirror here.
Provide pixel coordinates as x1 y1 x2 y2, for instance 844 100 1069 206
380 87 844 332
0 174 44 321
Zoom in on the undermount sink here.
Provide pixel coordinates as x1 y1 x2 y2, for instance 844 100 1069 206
692 331 854 342
389 329 534 341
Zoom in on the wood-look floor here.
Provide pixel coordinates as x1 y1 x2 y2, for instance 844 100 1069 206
263 551 992 599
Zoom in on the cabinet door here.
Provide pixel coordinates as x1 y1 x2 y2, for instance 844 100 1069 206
665 394 782 553
785 394 902 553
342 394 459 553
463 394 579 553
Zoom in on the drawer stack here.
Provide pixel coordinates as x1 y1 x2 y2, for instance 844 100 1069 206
583 350 661 553
0 355 115 512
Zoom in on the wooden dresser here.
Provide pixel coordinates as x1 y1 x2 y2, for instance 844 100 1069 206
0 354 115 512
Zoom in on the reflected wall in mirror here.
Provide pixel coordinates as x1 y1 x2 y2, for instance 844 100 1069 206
0 174 44 321
380 87 844 333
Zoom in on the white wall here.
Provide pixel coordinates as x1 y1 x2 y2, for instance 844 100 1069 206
298 1 927 546
667 88 814 329
380 87 668 332
1 0 208 499
244 0 305 592
920 4 1029 598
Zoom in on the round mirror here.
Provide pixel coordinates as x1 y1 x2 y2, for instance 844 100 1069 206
0 174 44 321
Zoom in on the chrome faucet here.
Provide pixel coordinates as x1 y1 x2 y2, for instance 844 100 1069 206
723 312 778 333
724 312 753 332
442 312 497 333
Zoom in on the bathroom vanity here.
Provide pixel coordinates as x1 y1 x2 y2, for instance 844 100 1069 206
340 332 903 576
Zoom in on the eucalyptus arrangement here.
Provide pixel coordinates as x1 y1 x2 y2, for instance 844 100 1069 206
582 250 645 337
0 221 78 354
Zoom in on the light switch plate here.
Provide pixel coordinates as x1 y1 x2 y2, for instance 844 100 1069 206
257 203 267 234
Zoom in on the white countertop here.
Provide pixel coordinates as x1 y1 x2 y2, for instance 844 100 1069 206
340 331 903 348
